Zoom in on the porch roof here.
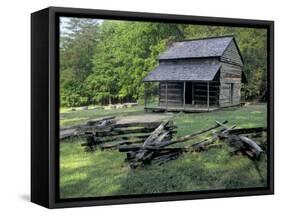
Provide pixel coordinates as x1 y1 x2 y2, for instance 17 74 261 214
143 59 221 82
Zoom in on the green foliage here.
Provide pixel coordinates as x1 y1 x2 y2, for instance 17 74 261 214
84 21 184 104
60 18 99 106
60 18 268 107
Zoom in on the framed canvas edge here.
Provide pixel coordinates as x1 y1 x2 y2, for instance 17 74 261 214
40 6 274 209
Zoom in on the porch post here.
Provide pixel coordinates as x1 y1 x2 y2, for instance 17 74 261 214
144 82 147 111
207 81 210 111
158 82 160 106
165 82 168 109
192 82 194 105
183 81 186 108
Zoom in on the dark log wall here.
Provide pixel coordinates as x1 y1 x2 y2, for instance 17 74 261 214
159 82 183 107
221 40 243 66
194 82 219 106
219 63 242 107
159 81 220 107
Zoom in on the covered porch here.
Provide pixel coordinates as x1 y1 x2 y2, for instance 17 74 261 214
144 80 220 112
143 58 223 112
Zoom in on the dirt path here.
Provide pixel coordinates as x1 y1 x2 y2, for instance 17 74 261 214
116 113 174 124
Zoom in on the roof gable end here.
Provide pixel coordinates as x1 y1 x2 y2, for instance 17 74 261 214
220 38 244 66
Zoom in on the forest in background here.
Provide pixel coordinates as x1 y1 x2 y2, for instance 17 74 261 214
60 17 267 107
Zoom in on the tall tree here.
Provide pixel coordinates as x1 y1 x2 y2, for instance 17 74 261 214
60 17 99 106
60 19 267 107
85 20 184 104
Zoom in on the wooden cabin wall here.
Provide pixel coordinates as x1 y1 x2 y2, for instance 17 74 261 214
159 82 183 107
219 63 242 107
193 82 219 106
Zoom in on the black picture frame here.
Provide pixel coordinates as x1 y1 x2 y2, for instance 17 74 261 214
31 6 274 209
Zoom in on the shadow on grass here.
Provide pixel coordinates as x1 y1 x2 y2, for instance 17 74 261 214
60 143 267 199
59 104 268 199
115 148 267 197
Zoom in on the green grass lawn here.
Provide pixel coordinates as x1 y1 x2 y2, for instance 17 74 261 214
60 103 267 199
60 105 145 127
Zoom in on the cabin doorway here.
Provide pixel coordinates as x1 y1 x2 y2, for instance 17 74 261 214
230 83 234 104
184 82 193 104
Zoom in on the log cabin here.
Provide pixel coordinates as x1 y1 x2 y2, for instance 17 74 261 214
143 36 247 112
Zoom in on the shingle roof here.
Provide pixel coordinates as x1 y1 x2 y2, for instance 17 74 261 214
143 59 221 82
158 36 233 60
